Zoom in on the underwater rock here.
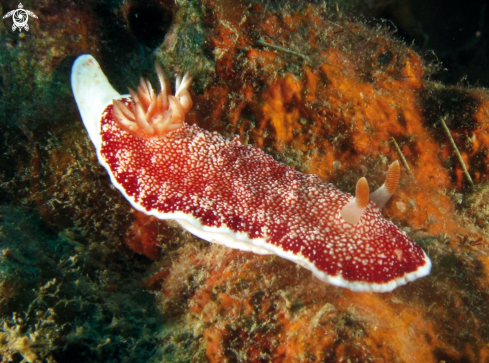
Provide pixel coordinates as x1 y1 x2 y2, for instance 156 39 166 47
148 1 489 361
0 205 163 362
154 1 489 236
2 0 489 361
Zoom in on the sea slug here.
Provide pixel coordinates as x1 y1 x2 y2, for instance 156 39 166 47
71 54 431 292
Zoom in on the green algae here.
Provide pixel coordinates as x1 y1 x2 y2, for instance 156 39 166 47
154 0 215 94
0 34 74 131
0 205 163 362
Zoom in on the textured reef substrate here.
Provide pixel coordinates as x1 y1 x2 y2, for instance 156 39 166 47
1 0 489 362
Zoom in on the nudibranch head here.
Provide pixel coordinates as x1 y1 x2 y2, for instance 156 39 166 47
112 64 193 139
71 55 431 292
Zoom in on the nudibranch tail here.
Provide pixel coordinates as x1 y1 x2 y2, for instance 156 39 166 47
370 161 401 208
341 176 370 225
112 64 193 139
71 55 120 149
71 55 431 293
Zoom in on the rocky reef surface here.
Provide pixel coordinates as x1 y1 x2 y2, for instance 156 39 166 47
1 0 489 362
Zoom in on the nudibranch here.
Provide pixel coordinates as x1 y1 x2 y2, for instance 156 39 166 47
71 54 431 292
